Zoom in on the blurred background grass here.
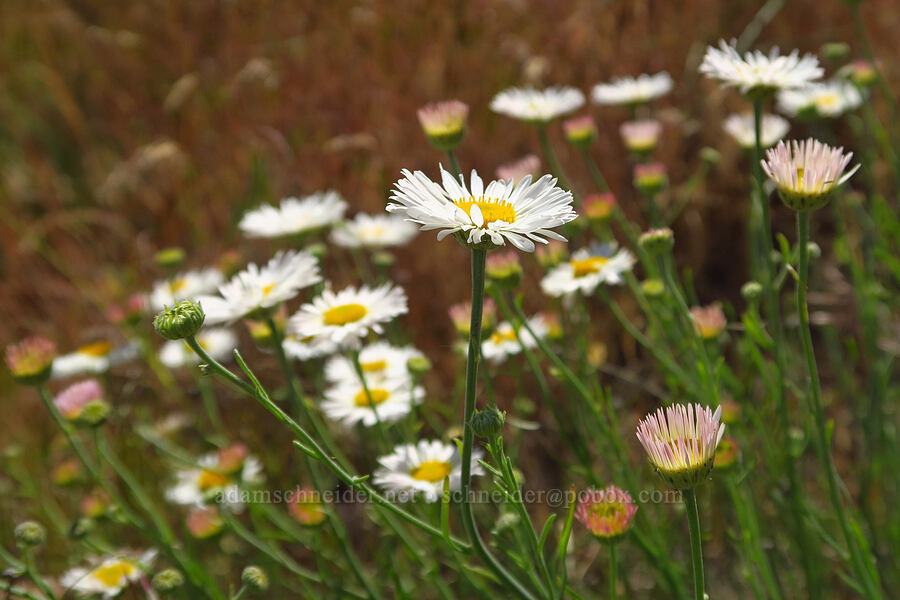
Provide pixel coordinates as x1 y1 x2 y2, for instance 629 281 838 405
1 1 899 596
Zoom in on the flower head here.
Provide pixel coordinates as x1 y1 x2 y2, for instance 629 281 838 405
636 403 725 489
777 80 863 118
575 485 638 542
490 86 585 123
535 240 568 269
690 303 727 339
373 439 484 502
154 299 206 340
417 100 469 150
289 283 408 348
239 192 347 238
583 193 617 223
486 250 523 289
389 165 577 251
480 316 547 364
448 299 497 338
321 375 423 427
6 337 56 385
325 342 423 385
841 60 878 87
723 113 789 149
700 39 823 98
61 550 156 598
54 379 104 421
639 228 675 255
761 138 859 210
633 163 668 196
52 341 138 379
166 447 262 510
198 250 321 324
289 488 327 526
496 155 541 183
620 119 662 156
541 245 635 298
562 115 597 149
186 507 223 539
330 213 418 249
591 72 673 106
714 435 740 470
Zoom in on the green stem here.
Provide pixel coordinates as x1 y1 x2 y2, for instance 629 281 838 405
581 148 609 192
20 547 57 600
460 248 537 600
682 488 705 600
446 150 462 177
231 587 248 600
608 543 618 600
185 337 472 550
197 374 227 442
796 211 882 599
350 350 392 449
537 125 572 196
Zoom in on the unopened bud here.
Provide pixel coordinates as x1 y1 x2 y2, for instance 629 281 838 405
639 228 674 255
154 300 205 341
407 356 432 377
242 566 269 592
152 569 185 592
470 406 505 441
155 247 186 270
15 521 46 548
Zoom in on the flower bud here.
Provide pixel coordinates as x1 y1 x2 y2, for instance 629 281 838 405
741 281 764 302
305 242 328 261
242 566 269 592
155 247 186 270
496 155 540 183
699 147 721 164
633 163 667 196
807 241 821 259
485 251 523 289
289 488 327 526
562 115 597 149
470 405 506 441
821 42 850 62
372 250 396 269
5 337 56 386
152 569 185 592
714 435 740 471
187 507 224 539
639 228 674 255
154 300 205 340
582 193 616 223
417 100 469 151
407 356 432 377
69 517 94 540
79 400 111 427
620 119 662 157
15 521 46 548
641 278 666 299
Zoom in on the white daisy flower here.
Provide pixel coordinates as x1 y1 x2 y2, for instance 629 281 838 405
325 342 424 384
388 165 577 252
283 334 338 361
166 446 263 510
61 550 156 598
373 439 484 503
489 86 585 123
591 71 673 106
480 316 548 364
239 191 347 238
723 113 790 149
197 250 321 324
541 245 635 298
52 341 139 379
159 327 236 369
700 39 823 96
149 268 224 311
289 284 408 348
777 80 863 118
330 213 418 249
321 375 424 427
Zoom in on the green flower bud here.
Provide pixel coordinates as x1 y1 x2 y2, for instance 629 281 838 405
154 300 205 341
152 569 185 592
79 400 111 428
741 281 764 302
641 279 665 298
821 42 850 62
155 247 186 270
69 517 95 540
372 251 396 268
807 242 821 259
639 228 675 255
305 242 327 261
470 406 505 441
699 147 720 164
15 521 46 548
407 356 432 377
241 566 269 592
418 101 469 152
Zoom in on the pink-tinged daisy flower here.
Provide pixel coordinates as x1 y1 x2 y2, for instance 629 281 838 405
583 193 617 222
761 138 859 210
562 115 597 148
448 299 497 338
714 435 740 470
417 100 469 150
289 487 327 526
620 119 662 155
5 337 56 385
54 379 104 421
690 304 727 340
575 485 638 542
636 403 725 489
389 165 577 252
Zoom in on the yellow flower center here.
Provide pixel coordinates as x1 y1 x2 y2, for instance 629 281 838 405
92 561 136 587
409 460 452 482
361 359 388 372
169 278 187 293
197 470 231 491
353 388 390 407
454 196 517 225
323 303 368 326
79 341 113 357
261 282 277 297
590 500 626 520
489 328 517 344
816 93 839 108
571 257 609 278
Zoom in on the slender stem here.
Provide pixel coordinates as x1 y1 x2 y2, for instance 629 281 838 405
608 543 618 600
460 249 537 600
682 488 705 600
185 337 472 550
197 374 227 442
537 125 572 195
231 586 248 600
581 148 609 192
20 547 57 600
446 150 462 177
350 351 391 449
795 211 882 600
